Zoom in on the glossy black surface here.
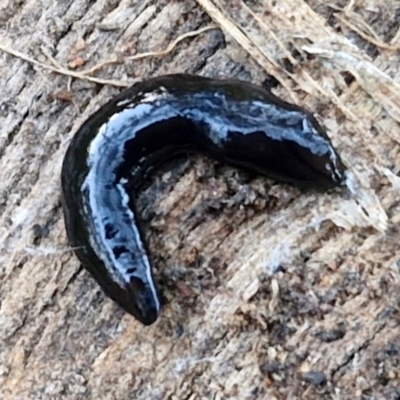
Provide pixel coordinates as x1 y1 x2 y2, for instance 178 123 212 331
61 74 346 325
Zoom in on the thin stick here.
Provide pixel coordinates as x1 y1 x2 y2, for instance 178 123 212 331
0 43 129 87
0 25 218 87
82 25 218 75
335 13 400 51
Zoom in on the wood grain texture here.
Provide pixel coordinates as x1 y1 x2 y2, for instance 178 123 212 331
1 0 400 399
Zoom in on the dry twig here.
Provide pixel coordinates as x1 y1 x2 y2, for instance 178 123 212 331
0 26 217 87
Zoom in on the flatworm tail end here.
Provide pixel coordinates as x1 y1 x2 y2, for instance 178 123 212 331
126 277 160 325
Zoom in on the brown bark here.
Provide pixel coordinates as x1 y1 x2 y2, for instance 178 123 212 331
1 1 400 399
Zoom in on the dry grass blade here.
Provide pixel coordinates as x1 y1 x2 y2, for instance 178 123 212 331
335 13 400 51
82 25 218 76
0 26 217 87
195 0 298 101
0 43 129 87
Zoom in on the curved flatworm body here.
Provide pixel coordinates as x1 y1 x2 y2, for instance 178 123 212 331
61 74 346 325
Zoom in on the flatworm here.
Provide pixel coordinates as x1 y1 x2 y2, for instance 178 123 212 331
61 74 346 325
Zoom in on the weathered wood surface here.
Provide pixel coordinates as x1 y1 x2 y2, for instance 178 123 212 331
1 0 400 399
